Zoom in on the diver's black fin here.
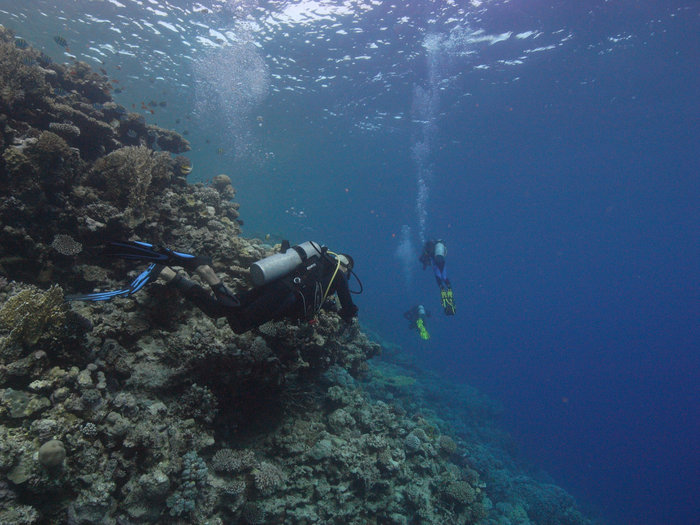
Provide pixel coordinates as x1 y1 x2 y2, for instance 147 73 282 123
66 264 163 302
104 240 171 263
280 240 291 252
104 241 211 271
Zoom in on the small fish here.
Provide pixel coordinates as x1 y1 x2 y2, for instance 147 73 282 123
180 163 192 175
37 52 52 66
205 138 210 144
15 38 28 49
99 68 107 75
53 87 68 97
149 109 154 114
21 57 36 67
175 118 180 124
53 35 69 50
216 148 224 155
183 130 189 136
148 100 157 107
92 103 104 110
113 88 122 94
158 101 167 107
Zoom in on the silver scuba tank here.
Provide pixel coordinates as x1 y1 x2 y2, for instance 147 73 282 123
417 305 426 318
249 241 321 287
434 241 446 263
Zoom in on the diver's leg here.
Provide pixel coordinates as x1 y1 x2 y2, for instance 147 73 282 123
189 265 242 308
433 266 445 290
223 287 297 334
194 265 221 286
166 271 229 319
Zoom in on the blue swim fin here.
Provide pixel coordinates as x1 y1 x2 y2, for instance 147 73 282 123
66 263 163 302
104 240 211 270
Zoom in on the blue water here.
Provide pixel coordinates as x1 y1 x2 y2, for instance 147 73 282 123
2 1 698 523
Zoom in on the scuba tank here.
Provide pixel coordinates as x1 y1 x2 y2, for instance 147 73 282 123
250 241 321 287
417 304 427 318
434 240 447 263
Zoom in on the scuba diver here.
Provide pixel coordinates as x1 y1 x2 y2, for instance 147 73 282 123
419 239 456 316
68 240 360 334
404 304 431 340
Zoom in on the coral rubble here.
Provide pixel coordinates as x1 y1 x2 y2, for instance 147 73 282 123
0 25 594 525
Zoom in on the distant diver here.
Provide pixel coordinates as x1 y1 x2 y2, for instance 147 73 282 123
67 240 361 333
404 304 431 340
419 239 455 316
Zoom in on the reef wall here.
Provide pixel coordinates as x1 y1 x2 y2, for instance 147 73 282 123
0 26 594 525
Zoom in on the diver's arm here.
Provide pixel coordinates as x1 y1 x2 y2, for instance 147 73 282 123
334 272 358 321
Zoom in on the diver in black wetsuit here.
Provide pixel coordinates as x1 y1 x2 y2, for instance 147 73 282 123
419 239 455 316
164 248 358 334
68 240 359 334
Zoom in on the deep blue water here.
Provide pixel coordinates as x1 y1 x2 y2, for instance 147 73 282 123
1 1 698 523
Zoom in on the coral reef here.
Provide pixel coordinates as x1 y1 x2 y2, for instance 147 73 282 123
0 26 594 525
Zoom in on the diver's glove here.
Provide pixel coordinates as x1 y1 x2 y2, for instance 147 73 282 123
212 282 240 308
339 304 359 323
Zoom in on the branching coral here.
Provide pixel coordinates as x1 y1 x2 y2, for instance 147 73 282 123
211 448 256 474
89 145 171 219
251 461 285 495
